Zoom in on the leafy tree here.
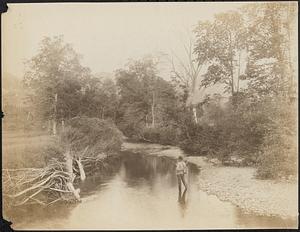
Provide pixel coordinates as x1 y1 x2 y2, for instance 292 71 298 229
79 76 119 121
24 35 91 134
241 2 298 178
194 11 247 96
243 2 297 99
116 56 178 139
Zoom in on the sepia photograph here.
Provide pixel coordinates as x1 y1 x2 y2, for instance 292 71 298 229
1 1 298 230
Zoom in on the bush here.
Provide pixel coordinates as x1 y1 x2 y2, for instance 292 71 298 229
256 100 297 179
140 124 180 145
61 116 124 155
256 141 297 179
177 94 297 180
179 123 223 156
42 141 65 163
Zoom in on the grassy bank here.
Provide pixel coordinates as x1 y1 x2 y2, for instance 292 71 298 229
2 131 57 169
3 118 124 208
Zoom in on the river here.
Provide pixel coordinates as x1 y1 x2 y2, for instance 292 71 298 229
6 151 296 230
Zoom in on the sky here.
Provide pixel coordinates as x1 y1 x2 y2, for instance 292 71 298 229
2 2 249 79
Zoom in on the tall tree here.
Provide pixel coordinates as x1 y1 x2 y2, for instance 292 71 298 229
116 57 176 137
116 57 159 129
24 36 91 134
242 2 297 99
194 11 247 96
79 75 119 121
170 38 205 123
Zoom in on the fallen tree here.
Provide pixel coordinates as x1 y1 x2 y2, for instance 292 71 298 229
3 117 123 207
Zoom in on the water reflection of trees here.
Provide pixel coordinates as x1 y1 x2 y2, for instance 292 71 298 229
121 152 200 188
122 153 176 186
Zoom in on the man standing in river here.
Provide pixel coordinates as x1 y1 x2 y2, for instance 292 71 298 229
176 156 188 191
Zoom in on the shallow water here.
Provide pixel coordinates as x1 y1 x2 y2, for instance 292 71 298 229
7 152 297 229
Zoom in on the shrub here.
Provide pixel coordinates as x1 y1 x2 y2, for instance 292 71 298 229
140 124 180 145
42 141 65 163
61 116 124 155
179 122 224 156
256 121 297 179
254 96 297 179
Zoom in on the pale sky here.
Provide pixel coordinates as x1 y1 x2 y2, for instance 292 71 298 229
2 2 249 79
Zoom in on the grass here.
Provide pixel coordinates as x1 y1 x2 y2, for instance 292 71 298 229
2 131 58 169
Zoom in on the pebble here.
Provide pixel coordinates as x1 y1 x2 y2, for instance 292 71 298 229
198 165 297 219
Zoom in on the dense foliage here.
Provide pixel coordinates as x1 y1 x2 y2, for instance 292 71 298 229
4 2 297 180
115 57 180 142
61 116 123 156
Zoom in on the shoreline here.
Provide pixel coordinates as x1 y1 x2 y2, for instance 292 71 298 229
122 141 298 221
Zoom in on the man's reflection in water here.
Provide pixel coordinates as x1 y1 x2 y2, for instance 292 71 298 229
178 188 188 218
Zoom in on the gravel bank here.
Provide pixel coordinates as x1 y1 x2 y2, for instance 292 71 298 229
198 166 298 220
122 141 298 220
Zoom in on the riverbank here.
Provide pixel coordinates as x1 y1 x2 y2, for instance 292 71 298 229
2 130 123 208
198 166 297 220
122 141 298 220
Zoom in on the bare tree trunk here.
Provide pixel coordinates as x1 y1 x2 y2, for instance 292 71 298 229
145 114 148 128
237 50 241 93
61 119 65 132
190 85 199 124
192 106 198 124
48 119 51 134
26 112 31 121
52 119 57 136
145 113 151 128
229 33 235 96
75 157 86 182
53 93 58 135
286 4 296 100
65 148 73 181
113 110 116 123
151 92 155 128
102 107 105 119
65 148 80 201
171 37 204 124
230 60 234 96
